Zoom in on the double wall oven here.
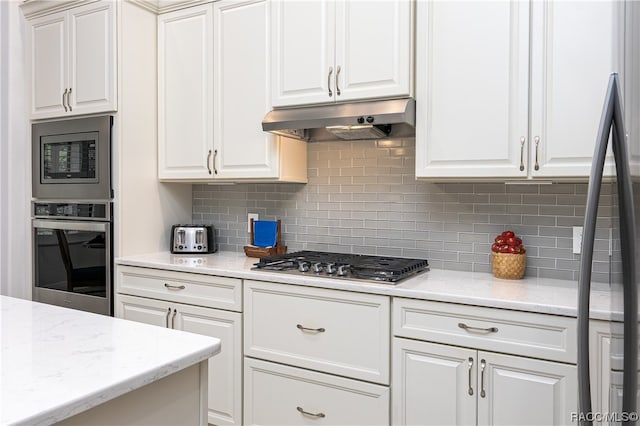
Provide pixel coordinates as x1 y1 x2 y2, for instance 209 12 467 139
31 115 113 315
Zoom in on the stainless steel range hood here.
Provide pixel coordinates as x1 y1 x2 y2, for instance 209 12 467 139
262 98 415 142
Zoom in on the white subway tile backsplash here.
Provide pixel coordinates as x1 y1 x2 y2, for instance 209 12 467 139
193 138 615 282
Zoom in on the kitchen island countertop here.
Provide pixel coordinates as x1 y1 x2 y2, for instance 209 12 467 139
0 295 221 426
116 251 620 321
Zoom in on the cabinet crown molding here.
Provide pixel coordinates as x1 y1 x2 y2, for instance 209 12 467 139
21 0 98 19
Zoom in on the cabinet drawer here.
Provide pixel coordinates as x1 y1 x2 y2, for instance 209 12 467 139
244 280 390 384
393 298 577 363
116 265 242 312
244 358 389 425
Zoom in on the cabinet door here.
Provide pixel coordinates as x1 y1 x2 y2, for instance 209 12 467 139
271 0 335 107
30 11 67 119
530 1 623 178
477 351 577 425
67 1 117 116
174 303 242 426
213 0 279 179
158 4 213 180
415 1 530 179
115 294 172 328
335 0 412 102
392 338 476 426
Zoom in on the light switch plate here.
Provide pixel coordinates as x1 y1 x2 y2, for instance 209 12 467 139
248 213 259 232
573 226 583 254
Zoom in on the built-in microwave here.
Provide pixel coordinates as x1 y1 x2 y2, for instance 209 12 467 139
32 115 113 200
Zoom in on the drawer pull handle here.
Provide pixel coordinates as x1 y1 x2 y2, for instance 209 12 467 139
480 359 487 398
164 283 186 290
458 323 498 333
467 357 474 396
297 406 325 419
296 324 325 334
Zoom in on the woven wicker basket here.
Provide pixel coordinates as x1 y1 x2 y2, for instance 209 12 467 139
492 252 526 280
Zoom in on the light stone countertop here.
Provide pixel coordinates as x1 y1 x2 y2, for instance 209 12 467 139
115 251 621 321
0 295 221 426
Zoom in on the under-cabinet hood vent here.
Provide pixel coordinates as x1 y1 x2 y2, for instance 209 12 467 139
262 98 415 142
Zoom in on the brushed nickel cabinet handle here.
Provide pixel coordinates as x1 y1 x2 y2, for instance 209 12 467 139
458 322 498 333
480 359 487 398
165 307 171 328
519 136 526 171
297 406 325 419
336 65 341 96
67 87 72 111
468 357 474 396
207 150 212 175
171 308 177 329
534 136 540 171
328 66 333 98
213 149 218 175
164 283 186 290
296 324 325 333
62 89 68 112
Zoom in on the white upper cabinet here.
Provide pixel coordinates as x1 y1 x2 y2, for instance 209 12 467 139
416 0 623 180
271 0 412 107
158 1 307 182
529 1 622 178
158 4 213 180
415 1 530 179
28 1 116 119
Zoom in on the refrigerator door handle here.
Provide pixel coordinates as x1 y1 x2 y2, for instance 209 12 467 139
578 73 638 425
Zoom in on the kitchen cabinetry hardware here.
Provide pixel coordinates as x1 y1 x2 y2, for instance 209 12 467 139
335 65 341 96
296 406 326 419
207 150 212 175
67 88 72 111
467 357 474 396
296 324 326 333
171 308 177 329
458 322 498 333
164 283 186 290
328 66 333 98
519 136 525 171
62 89 68 112
165 307 171 328
534 136 540 171
213 149 218 175
480 359 486 398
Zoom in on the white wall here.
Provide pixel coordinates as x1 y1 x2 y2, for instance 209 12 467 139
0 0 30 299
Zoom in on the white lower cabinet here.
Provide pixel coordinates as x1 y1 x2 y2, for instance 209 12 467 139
115 267 242 426
244 357 389 425
243 280 391 424
392 298 578 426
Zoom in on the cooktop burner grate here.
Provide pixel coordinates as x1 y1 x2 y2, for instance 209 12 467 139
253 250 429 283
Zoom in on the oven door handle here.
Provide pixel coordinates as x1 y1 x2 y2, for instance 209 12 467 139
33 219 109 233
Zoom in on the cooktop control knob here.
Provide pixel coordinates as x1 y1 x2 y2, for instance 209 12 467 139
312 262 324 273
326 263 337 274
298 262 310 273
366 116 374 123
337 264 350 277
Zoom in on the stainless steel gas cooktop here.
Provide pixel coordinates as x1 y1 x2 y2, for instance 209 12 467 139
252 250 429 284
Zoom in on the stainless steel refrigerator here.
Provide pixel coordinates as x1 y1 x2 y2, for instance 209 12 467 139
578 73 639 425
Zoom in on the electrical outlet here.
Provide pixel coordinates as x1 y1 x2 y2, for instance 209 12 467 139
248 213 259 232
573 226 583 254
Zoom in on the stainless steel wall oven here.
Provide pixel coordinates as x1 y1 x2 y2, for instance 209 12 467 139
32 201 112 315
31 115 113 315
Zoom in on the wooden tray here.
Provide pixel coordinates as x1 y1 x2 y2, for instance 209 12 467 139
244 219 286 258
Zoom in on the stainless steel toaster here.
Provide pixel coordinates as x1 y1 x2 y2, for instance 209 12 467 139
171 225 217 254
